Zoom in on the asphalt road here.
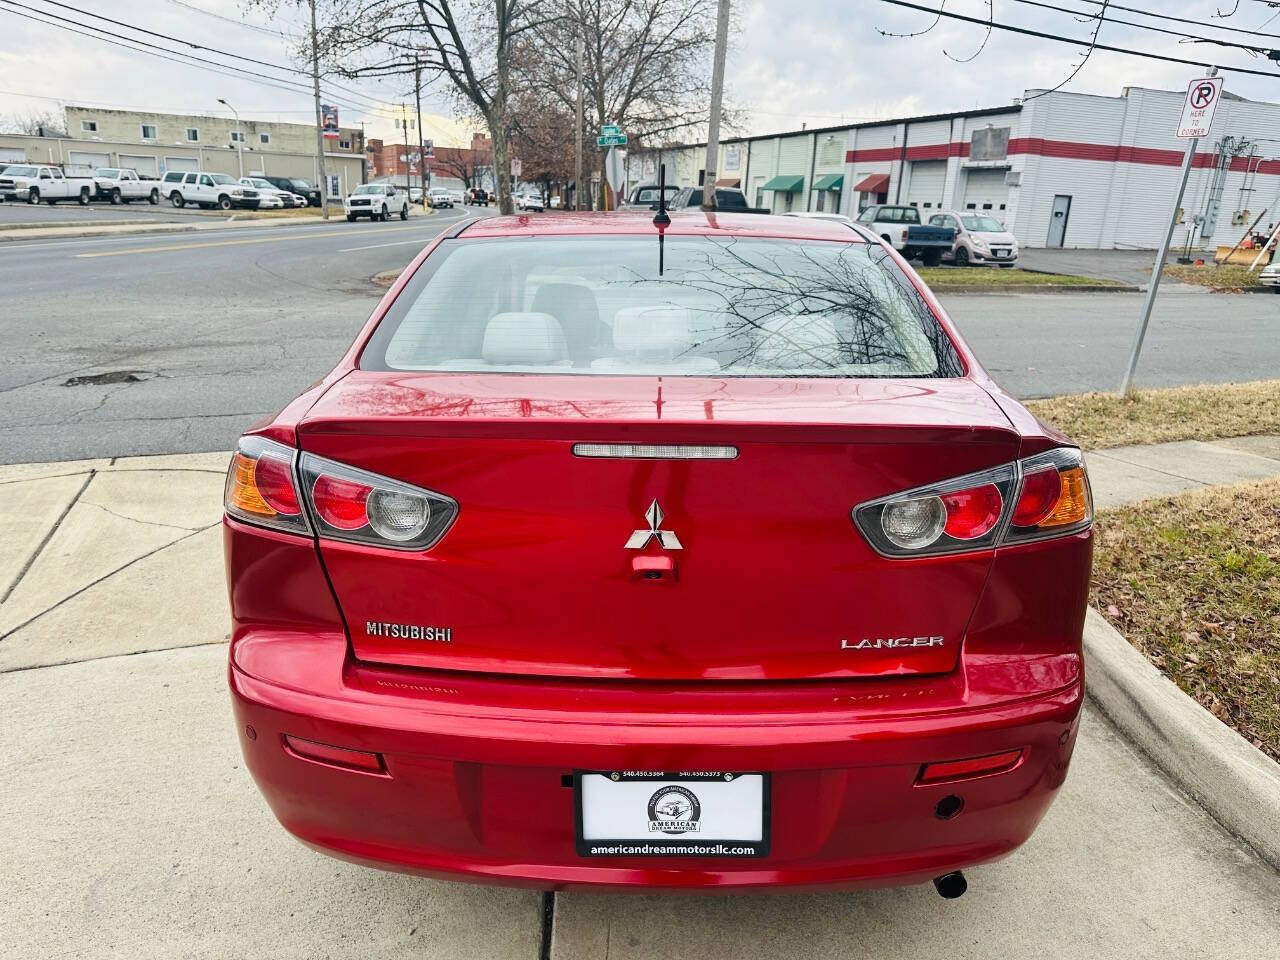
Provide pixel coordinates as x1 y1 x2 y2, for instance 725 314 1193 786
0 197 271 223
2 216 1278 464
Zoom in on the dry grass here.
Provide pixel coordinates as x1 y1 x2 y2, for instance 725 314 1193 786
1026 380 1280 449
1164 263 1267 291
1093 478 1280 760
916 267 1114 287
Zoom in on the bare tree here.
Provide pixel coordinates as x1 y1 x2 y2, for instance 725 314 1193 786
509 96 576 201
319 0 557 213
0 109 68 137
521 0 722 208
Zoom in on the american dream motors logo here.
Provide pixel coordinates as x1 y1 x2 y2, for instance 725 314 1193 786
647 785 701 834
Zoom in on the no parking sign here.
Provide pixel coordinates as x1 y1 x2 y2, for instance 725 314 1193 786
1176 77 1222 139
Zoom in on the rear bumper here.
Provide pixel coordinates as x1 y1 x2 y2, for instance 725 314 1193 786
229 632 1082 891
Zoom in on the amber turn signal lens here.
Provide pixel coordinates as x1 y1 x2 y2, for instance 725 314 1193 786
1038 465 1089 528
228 451 276 518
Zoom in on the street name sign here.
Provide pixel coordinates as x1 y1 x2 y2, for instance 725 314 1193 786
1176 77 1222 139
600 123 622 136
596 133 627 147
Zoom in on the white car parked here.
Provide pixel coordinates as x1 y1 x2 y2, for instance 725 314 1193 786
428 187 454 208
929 210 1020 267
93 168 161 205
344 183 409 221
160 171 260 210
0 164 95 205
515 192 545 212
1259 261 1280 291
239 177 300 208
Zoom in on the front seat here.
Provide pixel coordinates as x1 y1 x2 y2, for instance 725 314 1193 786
531 283 605 366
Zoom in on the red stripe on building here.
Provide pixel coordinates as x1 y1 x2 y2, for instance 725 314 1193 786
846 138 1280 174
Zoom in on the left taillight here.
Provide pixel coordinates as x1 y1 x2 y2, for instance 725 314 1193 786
853 447 1092 558
224 436 311 535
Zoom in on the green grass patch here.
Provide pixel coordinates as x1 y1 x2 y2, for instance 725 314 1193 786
1163 263 1268 291
1093 478 1280 761
916 267 1115 287
1026 380 1280 449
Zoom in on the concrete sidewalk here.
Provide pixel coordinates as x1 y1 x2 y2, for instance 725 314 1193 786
2 439 1279 959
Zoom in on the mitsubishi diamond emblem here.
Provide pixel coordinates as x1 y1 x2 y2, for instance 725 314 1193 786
625 500 683 550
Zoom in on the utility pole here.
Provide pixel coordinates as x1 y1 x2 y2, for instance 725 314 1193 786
574 27 584 211
308 0 329 219
218 98 243 178
414 57 427 207
701 0 731 211
1120 66 1219 395
400 102 412 197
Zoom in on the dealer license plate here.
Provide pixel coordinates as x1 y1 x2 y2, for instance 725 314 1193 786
575 771 769 857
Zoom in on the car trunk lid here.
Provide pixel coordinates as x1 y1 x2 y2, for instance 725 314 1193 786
299 372 1017 682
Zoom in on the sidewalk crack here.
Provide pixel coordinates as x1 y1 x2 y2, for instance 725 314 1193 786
0 470 95 605
0 522 216 642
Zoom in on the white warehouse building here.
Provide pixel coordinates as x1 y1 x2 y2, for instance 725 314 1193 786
636 85 1280 250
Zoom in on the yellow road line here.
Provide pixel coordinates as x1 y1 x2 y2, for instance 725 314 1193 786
74 222 439 258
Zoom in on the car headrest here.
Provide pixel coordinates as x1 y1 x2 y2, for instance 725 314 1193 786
752 314 842 370
612 306 695 357
481 312 569 365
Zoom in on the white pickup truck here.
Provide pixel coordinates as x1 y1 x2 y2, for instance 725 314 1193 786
92 168 161 205
0 164 95 205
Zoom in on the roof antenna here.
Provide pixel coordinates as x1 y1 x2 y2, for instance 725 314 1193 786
653 162 669 275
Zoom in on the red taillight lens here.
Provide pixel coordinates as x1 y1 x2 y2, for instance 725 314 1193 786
901 229 909 243
1012 465 1061 526
311 474 373 530
918 749 1024 785
940 483 1002 540
254 453 302 516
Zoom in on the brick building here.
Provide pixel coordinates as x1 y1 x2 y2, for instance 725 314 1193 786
368 133 494 191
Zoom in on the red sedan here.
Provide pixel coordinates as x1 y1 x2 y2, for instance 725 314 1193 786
224 212 1092 896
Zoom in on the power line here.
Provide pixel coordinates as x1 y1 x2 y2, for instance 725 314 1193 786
164 0 302 41
873 0 1280 77
1005 0 1277 54
0 2 383 115
3 0 393 113
1068 0 1280 40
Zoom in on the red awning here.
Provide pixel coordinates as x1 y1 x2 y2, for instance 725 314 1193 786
853 173 890 194
715 177 741 187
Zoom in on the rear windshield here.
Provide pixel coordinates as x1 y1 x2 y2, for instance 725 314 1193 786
363 236 961 378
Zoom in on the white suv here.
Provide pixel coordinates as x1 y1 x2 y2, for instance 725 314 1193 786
344 184 409 221
161 171 260 210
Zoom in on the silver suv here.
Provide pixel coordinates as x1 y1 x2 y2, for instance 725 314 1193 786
160 171 259 210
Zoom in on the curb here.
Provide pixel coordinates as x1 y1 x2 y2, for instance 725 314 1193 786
0 224 202 242
1083 607 1280 869
930 283 1139 294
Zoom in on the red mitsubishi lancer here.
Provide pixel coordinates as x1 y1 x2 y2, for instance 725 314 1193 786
224 211 1092 897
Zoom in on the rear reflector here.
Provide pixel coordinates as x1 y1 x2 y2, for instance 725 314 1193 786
917 749 1024 785
283 735 387 775
572 443 738 460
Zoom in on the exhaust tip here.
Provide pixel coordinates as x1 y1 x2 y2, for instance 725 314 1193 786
932 871 967 899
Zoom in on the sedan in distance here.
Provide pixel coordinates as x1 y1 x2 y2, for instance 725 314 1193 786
224 212 1092 895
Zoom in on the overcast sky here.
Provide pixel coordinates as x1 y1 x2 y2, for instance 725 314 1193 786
2 0 1280 141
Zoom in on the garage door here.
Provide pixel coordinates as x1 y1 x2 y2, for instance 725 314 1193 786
119 154 158 177
905 160 946 210
962 168 1009 213
0 147 25 164
69 151 110 169
163 156 199 173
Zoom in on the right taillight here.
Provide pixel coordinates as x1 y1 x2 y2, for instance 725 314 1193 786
854 447 1091 557
298 452 458 551
1002 448 1092 545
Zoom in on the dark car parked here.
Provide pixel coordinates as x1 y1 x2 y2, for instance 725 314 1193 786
264 176 323 207
666 186 769 213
